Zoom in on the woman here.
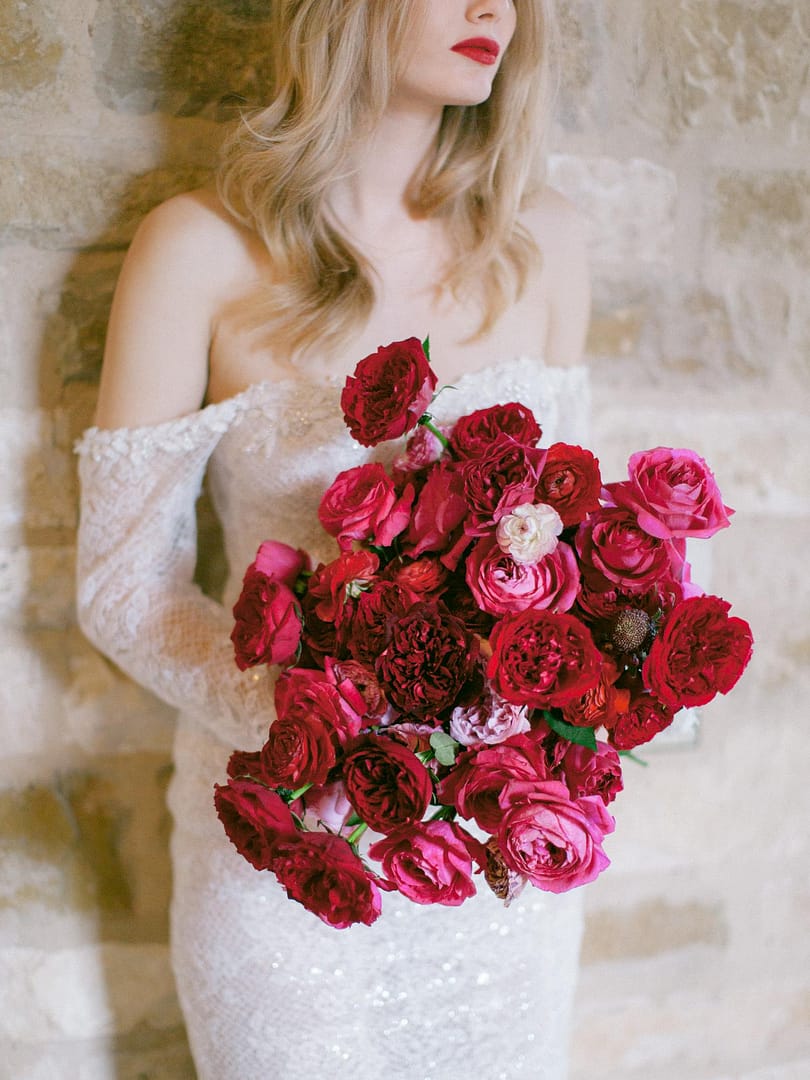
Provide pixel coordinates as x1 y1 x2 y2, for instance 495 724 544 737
76 2 591 1076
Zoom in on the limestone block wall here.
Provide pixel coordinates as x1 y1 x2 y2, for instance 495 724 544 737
0 2 807 1078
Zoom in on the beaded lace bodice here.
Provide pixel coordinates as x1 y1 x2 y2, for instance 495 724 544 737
76 356 589 748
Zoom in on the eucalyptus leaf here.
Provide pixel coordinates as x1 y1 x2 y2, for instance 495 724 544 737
544 712 598 752
429 731 460 766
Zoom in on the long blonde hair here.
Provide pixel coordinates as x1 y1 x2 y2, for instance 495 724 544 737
217 0 559 360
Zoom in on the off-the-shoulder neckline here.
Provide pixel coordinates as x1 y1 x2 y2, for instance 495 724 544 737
78 355 588 443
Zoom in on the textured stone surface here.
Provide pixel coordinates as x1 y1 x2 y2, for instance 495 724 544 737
0 0 66 98
581 897 727 964
92 0 276 117
711 170 810 267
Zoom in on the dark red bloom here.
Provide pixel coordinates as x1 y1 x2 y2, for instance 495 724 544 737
449 402 542 459
536 443 602 527
461 435 547 537
231 571 302 670
341 337 437 447
344 580 418 667
213 779 298 871
607 693 676 750
272 832 383 928
343 735 433 832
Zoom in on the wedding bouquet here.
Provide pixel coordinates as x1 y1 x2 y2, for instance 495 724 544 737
214 337 753 929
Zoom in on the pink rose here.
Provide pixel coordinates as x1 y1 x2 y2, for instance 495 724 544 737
213 779 298 871
318 463 414 550
497 780 614 893
272 832 383 928
392 423 449 480
465 536 580 616
576 507 682 594
559 741 624 806
300 779 354 834
606 447 733 540
368 820 484 906
253 540 310 589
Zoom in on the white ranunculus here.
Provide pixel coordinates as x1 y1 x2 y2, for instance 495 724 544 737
495 502 563 565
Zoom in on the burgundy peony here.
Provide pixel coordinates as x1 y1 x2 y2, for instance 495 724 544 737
487 609 602 708
461 435 547 536
376 602 478 720
341 337 437 447
606 447 733 540
343 580 418 667
465 536 579 616
318 463 414 551
449 401 542 459
272 832 383 928
342 735 433 832
642 594 753 708
536 443 602 527
497 779 614 893
213 779 298 870
368 820 484 906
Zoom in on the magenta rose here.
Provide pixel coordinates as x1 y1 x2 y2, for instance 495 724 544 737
376 602 478 720
343 735 433 832
272 832 383 928
368 820 484 906
341 337 437 447
403 461 470 569
497 779 614 893
274 667 363 749
213 779 298 870
253 540 310 589
576 506 681 594
559 741 624 805
231 566 302 670
607 694 675 750
436 733 552 832
606 447 733 540
642 594 753 708
392 423 448 482
487 610 602 708
461 435 547 536
318 463 414 550
535 443 602 527
450 402 542 459
465 535 579 616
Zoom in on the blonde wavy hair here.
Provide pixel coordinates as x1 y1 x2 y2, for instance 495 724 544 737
217 0 559 360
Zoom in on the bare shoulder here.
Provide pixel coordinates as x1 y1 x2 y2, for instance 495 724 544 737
94 187 261 429
520 185 591 368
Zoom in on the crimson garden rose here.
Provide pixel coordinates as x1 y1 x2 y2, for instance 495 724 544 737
607 693 675 751
376 602 478 720
606 447 732 540
341 337 437 447
259 710 337 789
213 779 298 871
318 463 414 551
274 668 363 750
449 401 542 459
497 779 614 893
343 580 418 667
487 609 602 708
272 832 383 928
576 506 682 594
368 820 484 906
461 435 547 536
559 741 624 805
343 735 433 832
403 460 470 569
642 594 753 708
231 569 302 670
535 443 602 527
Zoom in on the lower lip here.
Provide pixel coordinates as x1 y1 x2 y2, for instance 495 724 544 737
451 46 498 66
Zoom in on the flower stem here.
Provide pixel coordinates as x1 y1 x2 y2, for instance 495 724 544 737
347 821 369 846
417 415 449 449
430 805 457 822
288 782 314 802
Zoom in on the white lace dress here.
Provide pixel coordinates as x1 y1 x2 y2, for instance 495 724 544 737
76 356 590 1080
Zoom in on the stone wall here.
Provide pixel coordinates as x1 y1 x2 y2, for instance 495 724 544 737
1 2 807 1077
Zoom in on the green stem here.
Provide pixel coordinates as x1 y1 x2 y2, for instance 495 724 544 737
288 782 314 802
347 821 369 846
417 415 449 449
430 805 457 822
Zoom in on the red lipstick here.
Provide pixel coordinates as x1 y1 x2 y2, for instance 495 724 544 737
451 37 500 66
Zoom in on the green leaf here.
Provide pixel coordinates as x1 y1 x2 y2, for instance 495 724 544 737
544 712 598 752
422 335 431 359
429 731 460 766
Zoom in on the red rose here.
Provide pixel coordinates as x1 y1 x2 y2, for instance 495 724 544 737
213 779 298 870
497 779 614 892
461 435 547 536
383 555 450 598
341 337 437 447
376 602 478 720
403 461 470 569
559 741 624 805
343 580 418 667
318 463 414 551
607 693 675 750
272 832 382 928
576 507 681 594
436 733 552 831
368 820 484 906
259 710 337 788
231 568 302 670
329 659 389 721
642 595 753 708
561 661 631 729
536 443 602 527
274 667 363 749
465 536 579 616
343 735 433 832
450 402 542 459
306 550 379 625
487 610 602 708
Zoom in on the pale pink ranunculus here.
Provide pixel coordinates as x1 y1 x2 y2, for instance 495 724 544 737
368 820 485 907
254 540 310 589
318 463 414 550
466 536 579 616
495 502 563 565
497 779 614 893
606 447 733 540
449 687 531 747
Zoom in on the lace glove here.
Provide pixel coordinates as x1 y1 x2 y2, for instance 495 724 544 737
75 401 274 749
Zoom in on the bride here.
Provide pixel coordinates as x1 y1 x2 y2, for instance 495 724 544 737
76 1 591 1077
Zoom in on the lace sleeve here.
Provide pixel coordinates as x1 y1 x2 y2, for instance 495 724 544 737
75 401 274 749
